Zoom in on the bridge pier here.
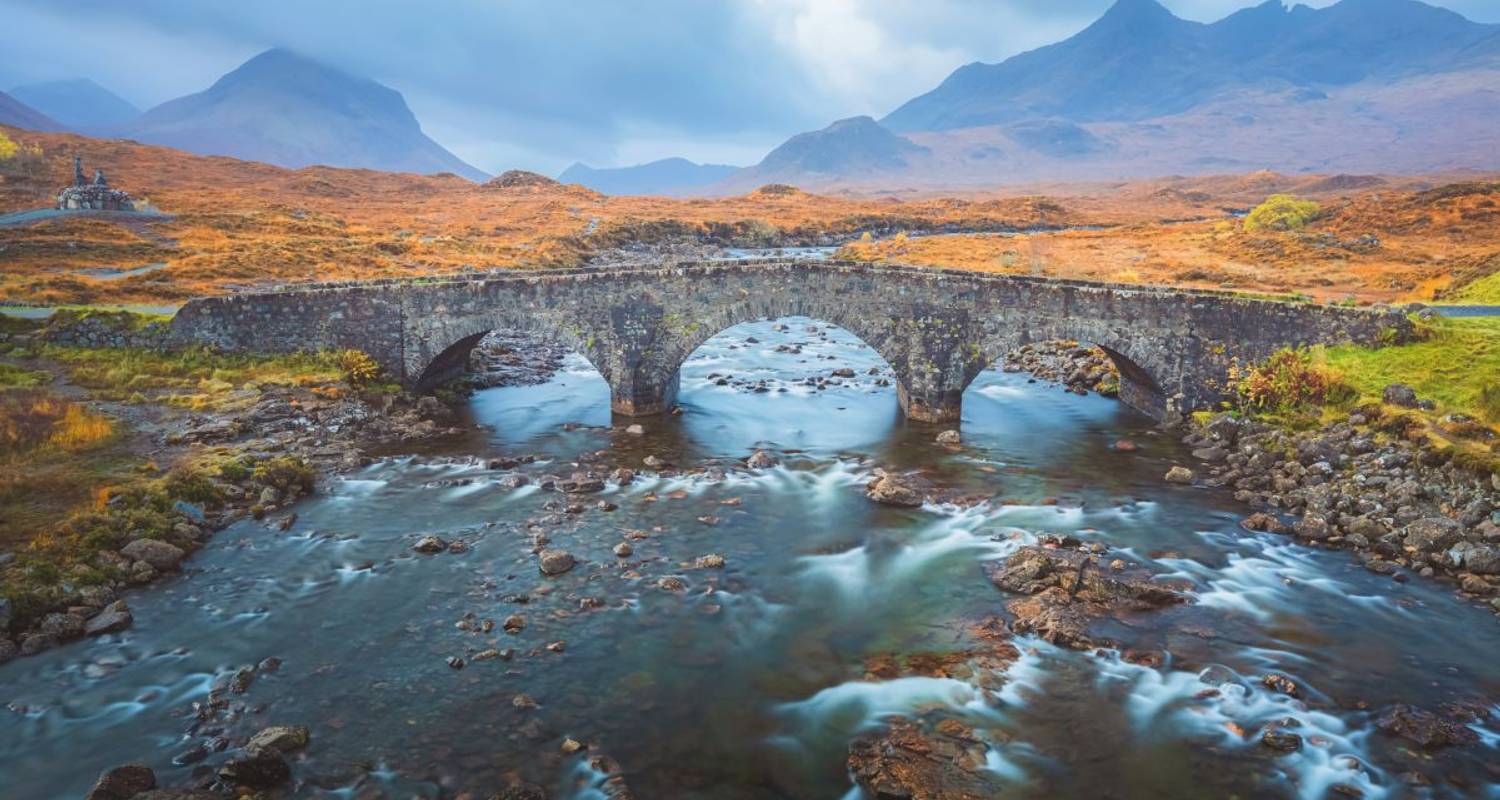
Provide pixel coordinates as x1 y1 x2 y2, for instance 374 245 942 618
896 383 964 423
608 370 680 416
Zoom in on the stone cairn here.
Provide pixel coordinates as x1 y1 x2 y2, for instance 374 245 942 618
56 156 136 211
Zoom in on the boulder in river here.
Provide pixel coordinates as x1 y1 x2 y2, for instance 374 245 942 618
120 538 185 571
217 747 291 788
84 601 133 637
247 724 310 754
539 549 576 576
1164 466 1194 484
746 449 778 469
413 535 448 554
935 429 961 445
85 764 155 800
867 475 925 507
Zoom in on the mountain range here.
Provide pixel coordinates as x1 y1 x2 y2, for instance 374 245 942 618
2 0 1497 193
9 79 140 128
694 0 1500 193
559 158 738 196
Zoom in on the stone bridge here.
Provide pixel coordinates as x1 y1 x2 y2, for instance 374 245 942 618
170 260 1410 423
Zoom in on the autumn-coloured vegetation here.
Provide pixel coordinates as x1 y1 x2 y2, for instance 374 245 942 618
7 126 1495 308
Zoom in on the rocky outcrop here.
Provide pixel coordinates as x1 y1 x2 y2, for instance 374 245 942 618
848 717 1009 800
867 474 927 507
986 546 1190 648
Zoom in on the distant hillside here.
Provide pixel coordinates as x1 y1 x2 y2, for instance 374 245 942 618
113 49 486 181
884 0 1500 132
9 79 140 128
0 90 66 133
560 158 739 196
713 117 928 192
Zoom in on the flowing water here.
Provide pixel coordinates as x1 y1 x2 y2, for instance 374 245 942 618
3 318 1499 799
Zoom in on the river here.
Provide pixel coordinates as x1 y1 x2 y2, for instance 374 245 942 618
2 318 1498 799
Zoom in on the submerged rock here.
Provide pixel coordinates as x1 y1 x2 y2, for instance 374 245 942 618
84 601 133 637
1376 704 1479 749
218 747 291 788
85 764 155 800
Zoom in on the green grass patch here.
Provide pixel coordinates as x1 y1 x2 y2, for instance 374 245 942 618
0 363 48 388
1323 317 1500 424
1445 271 1500 305
42 346 348 408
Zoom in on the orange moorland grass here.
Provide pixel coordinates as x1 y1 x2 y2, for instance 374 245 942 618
1 388 126 549
2 126 1497 306
838 183 1500 304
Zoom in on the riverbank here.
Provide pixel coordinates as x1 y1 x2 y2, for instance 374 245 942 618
0 312 472 663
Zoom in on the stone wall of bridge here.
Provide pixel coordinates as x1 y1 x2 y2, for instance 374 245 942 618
170 260 1412 423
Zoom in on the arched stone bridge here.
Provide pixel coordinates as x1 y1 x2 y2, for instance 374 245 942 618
170 260 1410 423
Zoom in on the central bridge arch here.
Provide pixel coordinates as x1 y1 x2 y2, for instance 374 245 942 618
168 260 1410 425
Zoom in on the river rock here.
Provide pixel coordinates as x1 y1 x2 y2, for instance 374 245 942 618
1403 517 1462 552
1382 383 1419 408
218 748 291 788
847 717 1008 800
413 535 448 553
85 764 156 800
85 601 133 636
1164 466 1195 484
121 538 185 571
613 542 633 558
491 784 548 800
987 547 1188 649
693 554 726 569
746 449 778 469
866 475 924 507
539 549 576 575
935 430 961 445
247 724 310 753
624 424 645 435
1376 704 1478 749
559 473 605 493
40 612 86 640
0 637 16 664
1260 730 1303 753
1449 542 1500 574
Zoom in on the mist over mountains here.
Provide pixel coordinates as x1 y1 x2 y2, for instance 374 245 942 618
2 0 1497 193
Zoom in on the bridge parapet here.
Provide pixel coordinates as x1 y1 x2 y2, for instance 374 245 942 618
171 260 1411 423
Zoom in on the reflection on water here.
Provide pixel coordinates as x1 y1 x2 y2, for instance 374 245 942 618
1 317 1498 799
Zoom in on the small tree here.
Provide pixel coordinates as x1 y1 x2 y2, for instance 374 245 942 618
1244 194 1321 232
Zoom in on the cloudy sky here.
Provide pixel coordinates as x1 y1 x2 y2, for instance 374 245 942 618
1 0 1496 175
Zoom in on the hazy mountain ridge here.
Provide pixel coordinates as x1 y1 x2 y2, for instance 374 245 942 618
559 157 738 196
883 0 1500 132
111 49 486 181
9 79 140 128
0 90 67 133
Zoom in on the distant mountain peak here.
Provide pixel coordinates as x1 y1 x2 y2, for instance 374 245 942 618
117 49 486 181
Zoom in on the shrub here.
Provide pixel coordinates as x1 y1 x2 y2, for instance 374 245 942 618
1229 348 1355 413
252 456 315 495
1244 194 1322 232
335 349 382 386
0 130 16 161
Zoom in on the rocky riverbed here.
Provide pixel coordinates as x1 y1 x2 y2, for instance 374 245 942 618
4 318 1498 800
